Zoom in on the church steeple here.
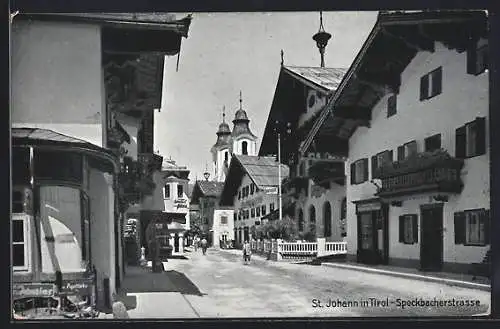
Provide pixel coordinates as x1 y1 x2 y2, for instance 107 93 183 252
214 105 231 147
232 91 256 138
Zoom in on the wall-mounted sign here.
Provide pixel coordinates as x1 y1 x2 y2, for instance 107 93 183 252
356 202 381 214
59 279 93 296
240 195 263 208
13 283 56 298
175 199 188 209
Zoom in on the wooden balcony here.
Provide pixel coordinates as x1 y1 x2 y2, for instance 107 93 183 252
308 160 345 187
375 149 464 198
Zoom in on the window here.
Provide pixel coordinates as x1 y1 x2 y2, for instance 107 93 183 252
350 159 369 185
420 67 442 101
177 184 184 198
456 118 486 158
309 205 316 224
234 213 237 222
13 215 30 271
397 141 418 161
261 205 266 215
242 141 248 155
270 203 275 212
467 43 488 76
221 216 228 225
256 206 261 217
454 209 489 246
387 94 397 117
250 184 255 195
371 150 393 179
34 150 83 184
164 184 171 199
238 190 241 200
251 208 255 218
238 212 241 221
323 202 332 237
224 152 229 163
399 214 418 244
298 209 304 232
425 134 442 152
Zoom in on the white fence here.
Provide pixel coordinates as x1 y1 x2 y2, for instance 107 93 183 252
250 238 347 262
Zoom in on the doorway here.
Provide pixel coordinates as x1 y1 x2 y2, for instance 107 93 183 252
420 204 443 271
357 205 389 265
174 233 180 253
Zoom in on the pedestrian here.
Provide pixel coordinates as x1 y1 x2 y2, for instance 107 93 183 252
194 236 199 252
243 240 251 264
201 237 208 255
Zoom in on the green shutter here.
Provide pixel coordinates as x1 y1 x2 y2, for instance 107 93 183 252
350 162 356 185
412 215 419 243
397 146 405 161
455 126 467 158
420 74 429 101
476 117 486 156
399 216 405 243
454 212 466 244
432 67 442 96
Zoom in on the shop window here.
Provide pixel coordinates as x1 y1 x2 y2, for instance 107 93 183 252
399 214 418 244
467 43 488 76
371 150 393 179
221 216 228 225
34 150 83 184
261 205 267 216
420 67 442 101
12 215 30 271
350 158 369 185
425 134 442 152
454 209 489 246
177 184 184 198
164 184 171 199
387 94 397 117
256 206 261 217
456 118 486 159
397 141 418 161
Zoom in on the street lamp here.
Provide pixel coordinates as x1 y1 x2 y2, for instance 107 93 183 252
312 11 332 68
275 121 292 222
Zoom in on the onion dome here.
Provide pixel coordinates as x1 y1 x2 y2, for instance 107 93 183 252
232 91 257 138
213 106 232 148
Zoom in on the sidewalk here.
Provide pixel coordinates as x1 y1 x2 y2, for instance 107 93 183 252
321 261 490 292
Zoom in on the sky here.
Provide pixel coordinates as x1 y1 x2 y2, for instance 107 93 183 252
154 11 378 182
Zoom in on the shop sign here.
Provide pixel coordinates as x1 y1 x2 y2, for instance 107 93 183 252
13 283 56 298
356 202 381 213
59 279 93 296
175 199 188 209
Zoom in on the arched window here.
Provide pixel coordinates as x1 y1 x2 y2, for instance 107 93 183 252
224 151 228 162
242 141 248 155
298 209 304 232
309 205 316 224
323 202 332 237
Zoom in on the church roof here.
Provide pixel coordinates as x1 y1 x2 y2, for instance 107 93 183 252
190 180 225 204
233 109 249 121
284 66 347 92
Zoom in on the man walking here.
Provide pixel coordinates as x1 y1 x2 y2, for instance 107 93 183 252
201 237 208 255
243 240 252 265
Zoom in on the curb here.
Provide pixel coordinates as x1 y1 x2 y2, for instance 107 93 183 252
322 263 490 292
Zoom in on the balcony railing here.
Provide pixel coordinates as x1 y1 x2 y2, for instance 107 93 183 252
375 149 464 198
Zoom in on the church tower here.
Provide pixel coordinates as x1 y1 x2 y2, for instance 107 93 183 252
231 91 257 156
210 106 232 182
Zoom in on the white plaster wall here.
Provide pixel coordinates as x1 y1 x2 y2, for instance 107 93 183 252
295 181 345 242
11 19 104 147
141 170 166 212
233 173 278 231
161 177 190 231
213 209 235 244
88 168 115 301
215 147 230 182
233 137 257 156
346 41 489 263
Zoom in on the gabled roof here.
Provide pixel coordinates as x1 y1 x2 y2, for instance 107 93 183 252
259 65 348 158
190 180 225 204
300 10 488 155
219 154 289 206
284 66 347 93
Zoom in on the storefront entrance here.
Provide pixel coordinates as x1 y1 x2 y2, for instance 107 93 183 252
420 204 443 271
356 201 389 265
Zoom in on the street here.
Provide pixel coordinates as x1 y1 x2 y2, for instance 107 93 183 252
135 248 490 318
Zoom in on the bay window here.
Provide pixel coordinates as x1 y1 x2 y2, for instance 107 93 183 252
12 214 30 271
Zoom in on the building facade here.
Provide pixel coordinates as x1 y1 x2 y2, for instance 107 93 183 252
302 10 489 273
259 65 348 242
10 13 191 310
219 155 289 247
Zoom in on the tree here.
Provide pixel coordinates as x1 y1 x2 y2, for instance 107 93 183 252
259 215 299 241
298 223 316 242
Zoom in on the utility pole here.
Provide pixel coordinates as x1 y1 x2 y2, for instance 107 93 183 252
278 132 282 221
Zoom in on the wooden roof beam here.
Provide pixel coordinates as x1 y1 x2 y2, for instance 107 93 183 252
381 26 435 53
356 69 401 94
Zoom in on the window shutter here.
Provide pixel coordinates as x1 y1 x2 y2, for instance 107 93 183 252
363 158 369 182
475 117 486 156
466 42 477 75
455 126 466 158
397 146 405 161
350 162 356 185
454 212 466 244
399 216 405 243
420 74 429 101
371 155 378 179
432 67 442 96
412 215 418 243
483 209 490 245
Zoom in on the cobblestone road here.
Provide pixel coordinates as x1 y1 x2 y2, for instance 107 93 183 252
165 248 490 318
